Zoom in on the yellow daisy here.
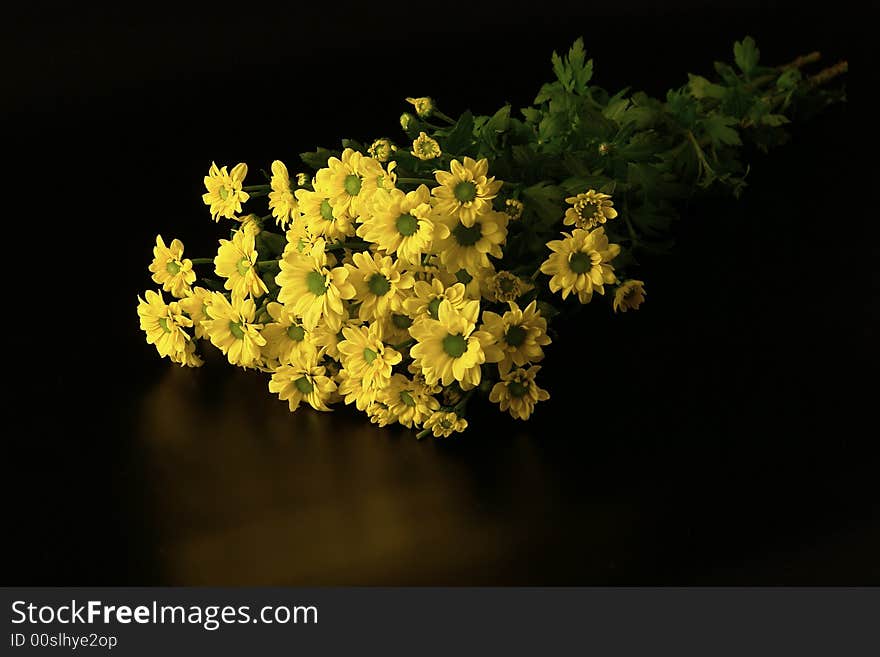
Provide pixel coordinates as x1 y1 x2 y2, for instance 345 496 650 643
613 280 647 313
488 365 550 421
540 227 621 303
168 340 204 368
149 235 195 299
201 292 266 367
322 148 385 219
481 300 552 376
432 209 508 275
377 373 440 428
346 251 415 322
269 357 337 412
268 160 299 229
421 411 468 438
504 198 524 221
337 322 401 391
312 313 362 360
275 238 356 331
436 265 493 300
336 367 382 411
563 189 618 230
409 299 494 390
137 289 193 359
179 285 213 339
214 223 269 299
403 279 467 321
432 156 503 227
411 132 441 160
260 301 317 365
368 138 396 163
405 96 434 118
284 218 318 256
295 178 356 242
484 270 530 303
357 185 446 265
202 161 249 221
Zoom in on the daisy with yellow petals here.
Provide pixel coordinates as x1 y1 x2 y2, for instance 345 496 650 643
436 265 494 300
337 322 402 391
411 132 441 160
202 162 249 221
613 280 646 313
269 355 337 412
484 270 530 303
268 160 299 229
295 178 355 242
336 368 380 411
432 156 503 227
403 279 467 322
563 189 618 230
421 411 468 438
179 285 213 339
540 227 621 304
489 366 550 420
322 148 385 219
275 238 356 331
368 138 395 163
214 223 268 299
358 185 446 265
346 251 415 322
481 300 552 376
201 292 266 367
149 235 195 299
409 299 494 390
378 373 440 428
260 301 317 366
432 209 508 275
137 289 193 359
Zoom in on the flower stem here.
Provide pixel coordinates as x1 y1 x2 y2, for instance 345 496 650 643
190 258 214 265
325 240 371 252
396 177 436 185
390 338 415 351
416 428 431 440
243 185 270 191
433 109 456 124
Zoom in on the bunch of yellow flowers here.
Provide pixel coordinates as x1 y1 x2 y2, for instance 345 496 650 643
138 143 644 437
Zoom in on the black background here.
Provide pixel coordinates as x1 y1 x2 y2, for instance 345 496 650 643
7 1 878 584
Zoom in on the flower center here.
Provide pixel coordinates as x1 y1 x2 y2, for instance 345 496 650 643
454 180 477 203
219 186 229 200
165 260 181 275
499 276 516 293
569 252 593 274
508 381 529 397
396 213 419 236
442 333 468 358
400 390 416 407
294 376 314 394
229 321 245 340
452 222 482 247
287 324 305 342
368 273 391 297
306 270 328 296
236 257 251 276
363 347 378 364
392 313 413 330
158 317 171 333
577 201 598 220
505 325 526 347
426 296 443 320
344 174 362 196
320 199 335 221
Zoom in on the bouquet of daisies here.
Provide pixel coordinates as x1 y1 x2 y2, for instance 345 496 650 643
137 37 845 437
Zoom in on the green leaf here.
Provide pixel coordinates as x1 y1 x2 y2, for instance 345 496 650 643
687 73 726 99
443 110 475 154
300 147 337 170
522 182 566 227
550 38 593 95
733 36 760 77
535 300 560 321
760 113 790 127
700 113 742 147
776 69 802 91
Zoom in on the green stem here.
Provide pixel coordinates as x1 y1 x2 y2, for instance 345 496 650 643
390 338 416 351
453 389 476 414
256 260 279 269
433 109 455 124
325 240 371 251
416 428 431 440
396 177 436 185
243 184 270 191
190 258 214 265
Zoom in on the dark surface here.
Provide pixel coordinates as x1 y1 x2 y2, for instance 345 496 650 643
7 2 878 584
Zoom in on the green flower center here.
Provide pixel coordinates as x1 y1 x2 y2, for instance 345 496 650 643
455 269 473 285
442 333 468 358
505 325 526 347
219 186 229 200
287 324 306 342
577 201 598 220
236 257 251 276
499 276 516 293
158 317 171 333
306 270 328 296
344 174 362 196
454 180 477 203
392 313 413 330
368 273 391 297
294 376 314 394
452 222 482 247
363 347 378 364
229 321 245 340
320 199 335 221
508 381 529 397
400 390 416 407
165 260 181 275
569 252 593 274
426 297 443 320
396 213 419 236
